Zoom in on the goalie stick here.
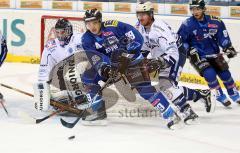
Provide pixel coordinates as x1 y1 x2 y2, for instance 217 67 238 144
0 83 84 123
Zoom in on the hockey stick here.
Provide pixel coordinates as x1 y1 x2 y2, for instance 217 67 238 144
0 83 84 123
60 77 114 128
0 99 9 116
36 109 62 123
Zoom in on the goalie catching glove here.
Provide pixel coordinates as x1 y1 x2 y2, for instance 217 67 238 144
223 46 237 58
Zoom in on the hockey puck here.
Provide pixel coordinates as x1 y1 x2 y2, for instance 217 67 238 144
68 135 75 140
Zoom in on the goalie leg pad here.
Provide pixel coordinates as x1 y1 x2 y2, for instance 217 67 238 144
33 82 50 111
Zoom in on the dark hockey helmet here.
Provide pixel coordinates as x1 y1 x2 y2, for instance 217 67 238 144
84 8 102 22
55 18 73 45
189 0 206 10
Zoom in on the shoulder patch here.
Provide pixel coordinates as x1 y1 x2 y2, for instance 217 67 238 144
45 39 57 50
104 20 119 27
210 15 222 22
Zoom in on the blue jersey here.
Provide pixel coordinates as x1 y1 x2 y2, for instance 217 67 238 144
82 20 144 64
178 15 232 57
0 34 8 67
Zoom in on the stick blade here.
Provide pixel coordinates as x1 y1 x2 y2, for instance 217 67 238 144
60 117 80 128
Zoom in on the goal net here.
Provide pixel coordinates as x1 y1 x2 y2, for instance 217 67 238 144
41 15 86 55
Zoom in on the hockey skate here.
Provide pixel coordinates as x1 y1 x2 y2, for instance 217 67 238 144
164 107 182 130
196 89 216 112
181 104 199 125
216 93 231 107
229 92 240 104
81 102 108 126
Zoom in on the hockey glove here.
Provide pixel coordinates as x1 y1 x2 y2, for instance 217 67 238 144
99 64 118 79
141 50 150 58
147 57 168 73
223 46 237 58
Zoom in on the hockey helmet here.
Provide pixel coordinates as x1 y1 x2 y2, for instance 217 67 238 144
136 1 154 14
189 0 206 10
55 18 73 45
84 8 102 22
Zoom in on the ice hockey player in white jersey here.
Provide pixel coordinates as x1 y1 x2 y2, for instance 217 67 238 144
34 18 83 111
135 1 214 124
0 31 8 102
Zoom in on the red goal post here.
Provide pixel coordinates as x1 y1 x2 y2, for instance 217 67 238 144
40 15 86 56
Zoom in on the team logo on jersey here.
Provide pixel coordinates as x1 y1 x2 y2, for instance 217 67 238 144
68 48 73 54
91 55 101 65
223 30 228 37
95 42 103 49
102 31 114 37
208 23 218 28
209 29 218 35
193 30 197 36
45 40 57 49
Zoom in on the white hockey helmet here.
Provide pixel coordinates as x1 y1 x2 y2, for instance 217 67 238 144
136 1 154 13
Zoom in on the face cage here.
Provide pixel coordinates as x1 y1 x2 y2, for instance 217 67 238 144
55 27 72 45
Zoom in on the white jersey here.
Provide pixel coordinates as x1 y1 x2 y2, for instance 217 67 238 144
38 33 83 82
136 20 182 82
136 20 179 62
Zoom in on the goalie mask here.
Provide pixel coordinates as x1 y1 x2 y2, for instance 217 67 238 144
55 18 73 46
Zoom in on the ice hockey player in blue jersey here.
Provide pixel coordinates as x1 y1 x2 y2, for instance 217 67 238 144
81 8 182 129
178 0 239 107
0 31 8 101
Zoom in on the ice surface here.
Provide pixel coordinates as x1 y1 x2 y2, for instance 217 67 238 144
0 63 240 153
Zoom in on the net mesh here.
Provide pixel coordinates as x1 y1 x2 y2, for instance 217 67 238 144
41 16 86 52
